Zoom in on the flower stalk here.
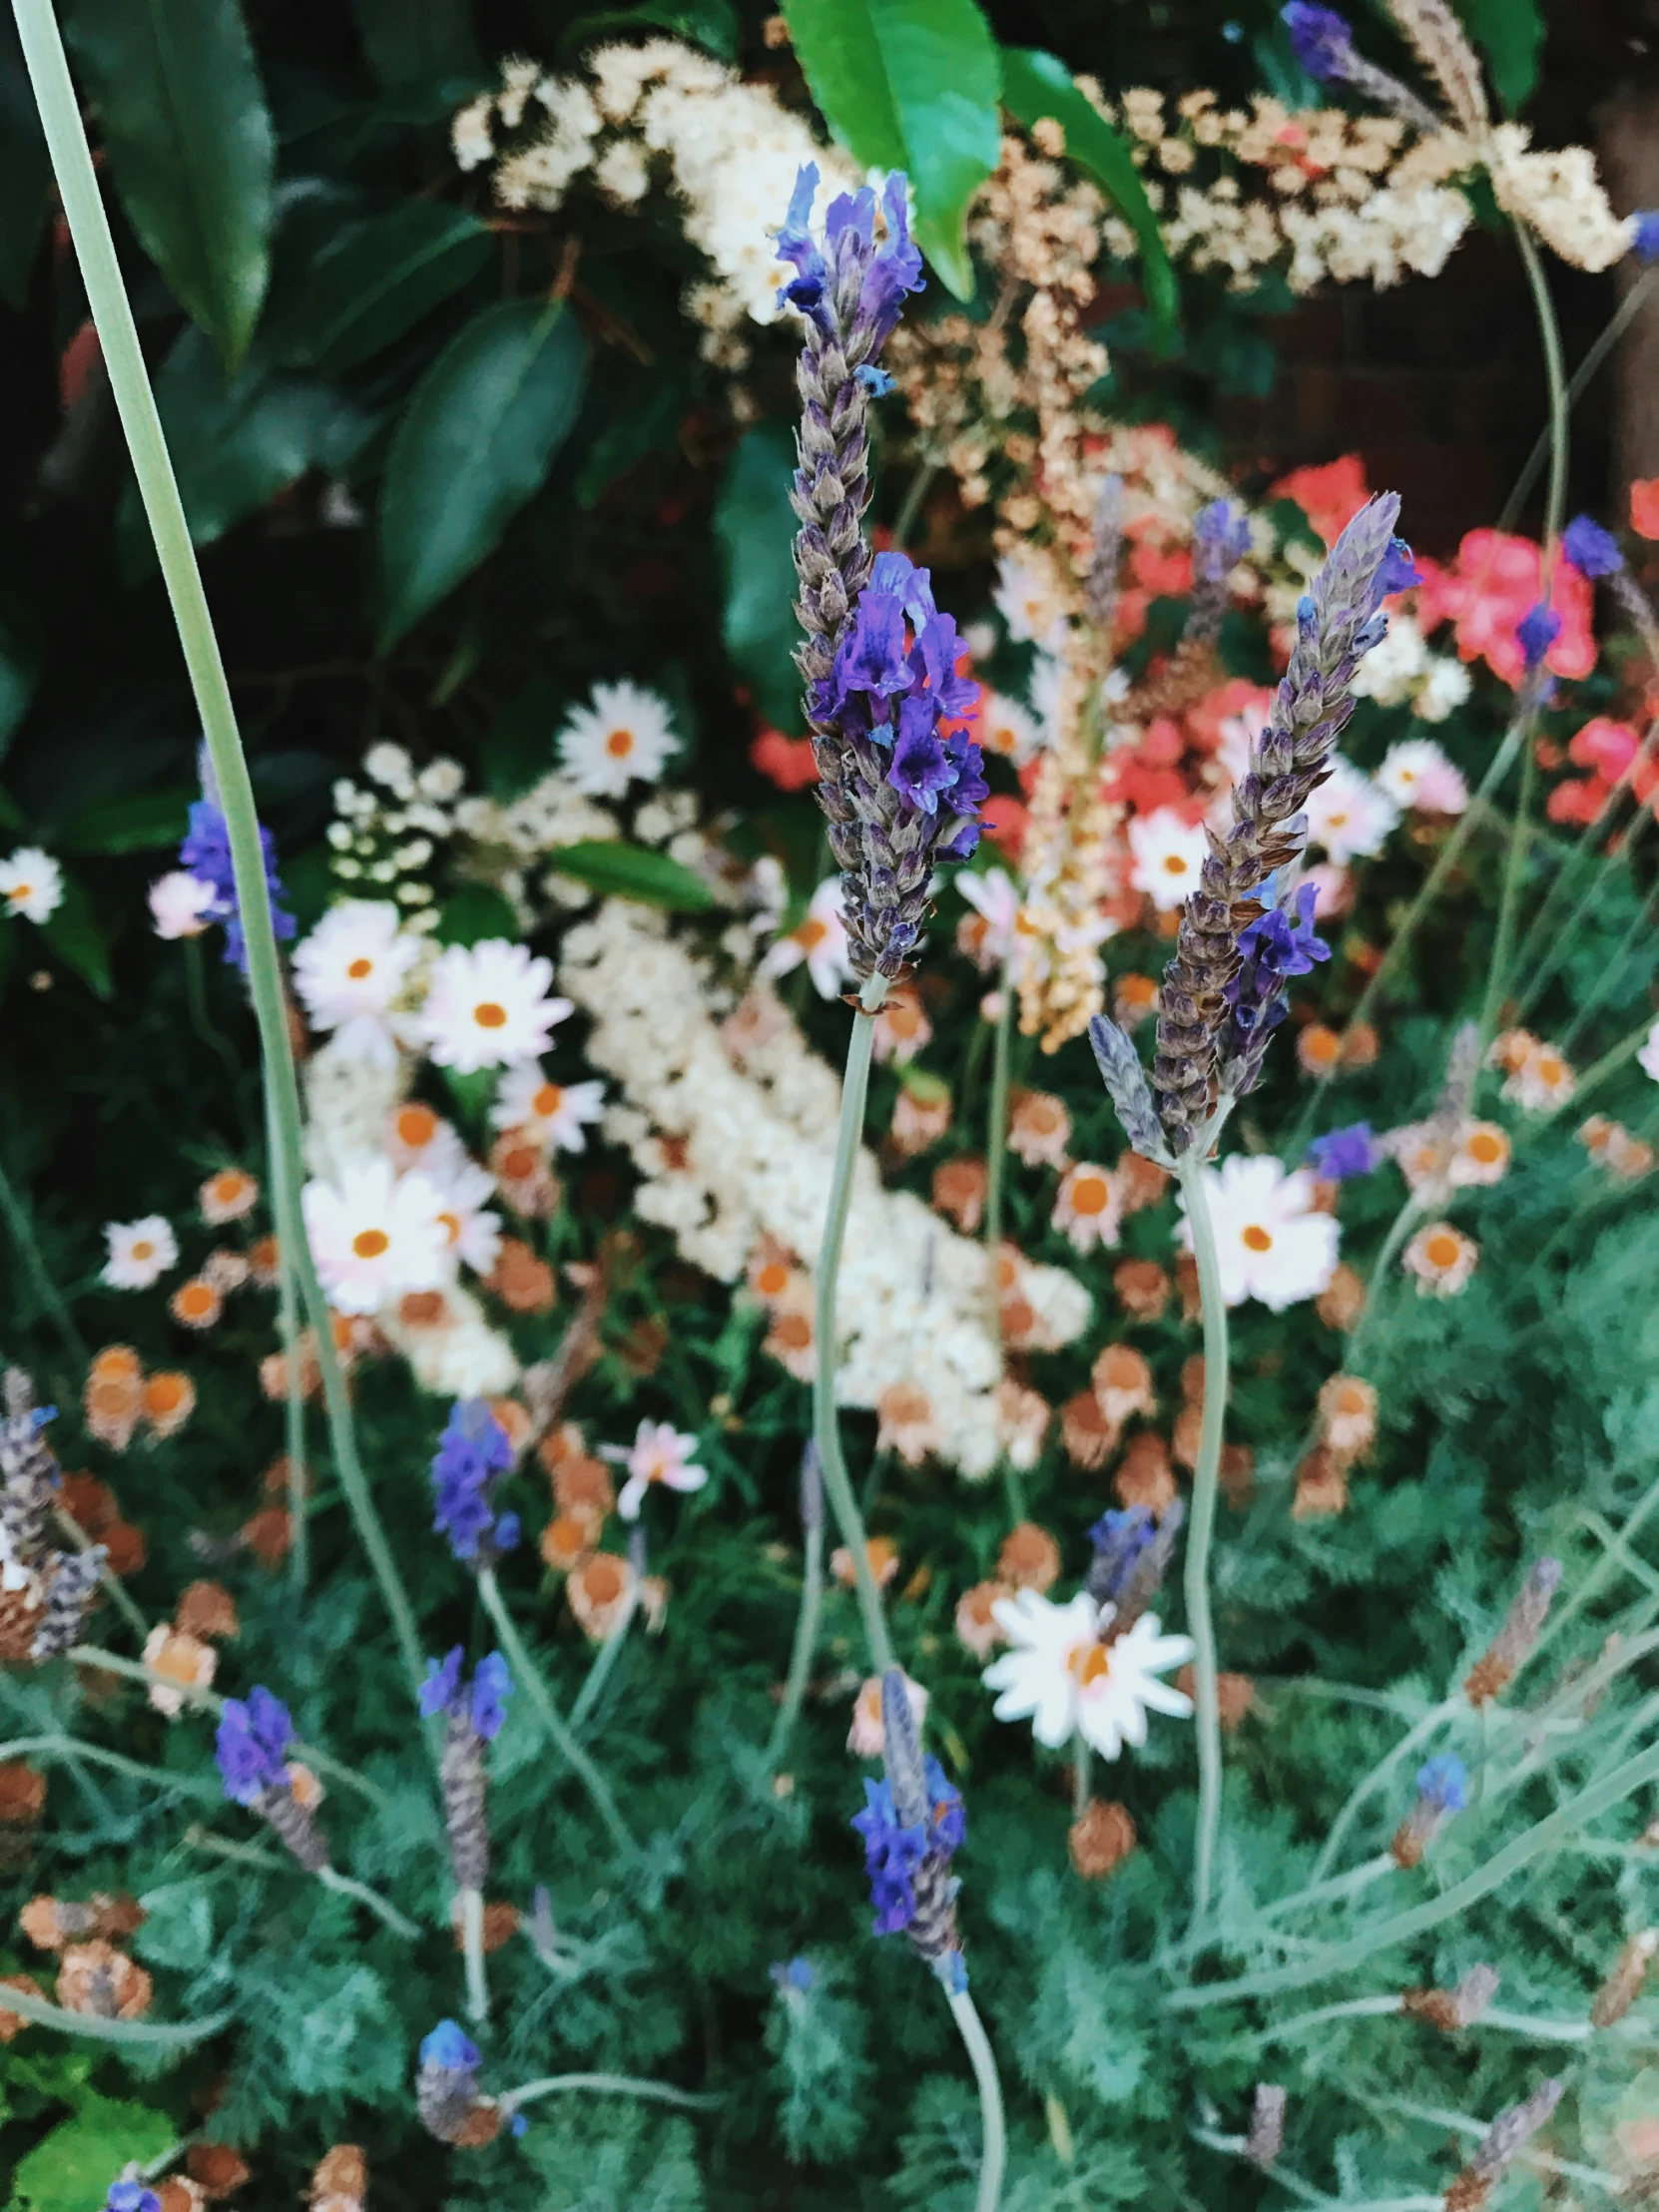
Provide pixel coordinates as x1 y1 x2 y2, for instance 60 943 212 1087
1176 1150 1230 1931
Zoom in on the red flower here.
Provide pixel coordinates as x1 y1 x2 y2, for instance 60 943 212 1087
750 729 820 791
980 795 1030 859
1128 540 1193 597
1417 529 1595 688
1270 455 1369 547
1631 479 1659 541
1568 717 1639 781
1185 678 1273 755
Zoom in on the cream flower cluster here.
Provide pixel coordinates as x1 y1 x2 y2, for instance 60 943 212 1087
558 900 1090 1477
452 40 859 364
326 743 468 927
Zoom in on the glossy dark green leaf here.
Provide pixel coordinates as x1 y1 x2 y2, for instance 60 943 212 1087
784 0 1001 299
0 13 50 312
38 872 111 999
1457 0 1543 111
65 0 276 370
550 840 715 911
376 297 589 651
56 790 192 855
555 0 740 63
271 202 491 376
0 582 42 763
481 678 563 800
576 376 686 510
1000 47 1180 352
713 423 804 737
350 0 482 91
435 882 523 945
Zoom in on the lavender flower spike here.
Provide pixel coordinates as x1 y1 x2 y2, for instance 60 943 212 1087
178 797 294 973
422 1648 513 1894
1561 514 1623 580
216 1684 330 1871
429 1399 518 1567
418 2018 500 2146
1150 493 1409 1151
849 1668 967 1987
783 168 986 978
1281 3 1445 131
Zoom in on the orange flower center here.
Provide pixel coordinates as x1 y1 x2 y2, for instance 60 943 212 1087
437 1211 461 1246
178 1284 216 1319
583 1557 626 1604
145 1377 186 1413
130 1241 154 1262
756 1261 790 1297
1467 1130 1504 1164
1067 1641 1113 1689
798 918 828 950
605 729 634 758
1071 1175 1110 1216
500 1146 537 1180
346 956 373 980
351 1228 390 1260
397 1106 437 1147
1424 1232 1461 1270
533 1083 562 1117
772 1312 812 1351
473 1001 508 1029
1337 1382 1369 1415
1161 853 1190 875
1242 1224 1273 1253
1120 975 1157 1007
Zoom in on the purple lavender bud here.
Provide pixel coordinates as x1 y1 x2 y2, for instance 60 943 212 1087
1221 879 1332 1098
851 1672 966 1981
417 2018 488 2144
1561 515 1624 580
106 2187 162 2212
418 1645 466 1722
1282 1 1356 81
425 1648 511 1891
1416 1753 1468 1815
178 799 295 973
1634 212 1659 264
470 1651 513 1742
771 1955 817 1993
851 1776 928 1934
1307 1122 1380 1179
1517 600 1561 672
215 1685 294 1806
429 1399 516 1566
1087 1507 1159 1601
1194 498 1253 586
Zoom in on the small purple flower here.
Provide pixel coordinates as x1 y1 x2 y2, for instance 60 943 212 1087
178 799 295 972
888 701 957 815
1517 600 1561 673
215 1685 294 1806
850 1756 963 1937
106 2187 161 2212
1561 515 1623 580
1634 211 1659 264
429 1399 517 1565
421 1646 513 1742
419 1646 465 1721
1307 1122 1380 1180
1088 1506 1159 1601
1235 881 1331 987
1416 1753 1469 1815
1377 536 1423 599
771 1956 817 1993
471 1651 512 1742
1193 498 1252 585
1282 0 1355 81
421 2018 480 2073
776 165 922 347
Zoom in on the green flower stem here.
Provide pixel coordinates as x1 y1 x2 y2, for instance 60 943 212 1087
983 953 1022 1527
0 1142 87 1370
1476 2007 1593 2043
11 0 426 1714
569 1592 639 1738
1166 1735 1659 2010
186 1825 421 1938
1072 1738 1091 1820
265 1088 309 1597
1246 1993 1403 2046
1543 1012 1657 1123
1499 266 1657 532
500 2073 720 2116
1311 1703 1454 1883
0 1982 235 2047
1343 1197 1424 1382
767 1486 825 1768
1510 767 1655 1025
1175 1150 1229 1933
475 1568 636 1857
0 1731 220 1803
949 1987 1007 2212
814 977 896 1679
460 1886 489 2021
1478 737 1537 1045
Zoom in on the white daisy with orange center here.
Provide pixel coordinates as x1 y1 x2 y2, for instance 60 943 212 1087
420 938 572 1073
291 899 421 1066
169 1278 223 1332
1127 807 1210 911
1009 1088 1071 1168
148 869 216 940
1403 1221 1478 1297
426 1156 503 1278
603 1417 709 1521
1640 1017 1659 1086
141 1624 217 1718
101 1216 179 1291
1377 738 1467 816
955 865 1020 973
975 691 1042 763
557 680 679 799
0 846 63 925
301 1158 447 1315
759 877 852 999
1501 1037 1576 1113
1304 757 1399 862
1053 1161 1121 1253
490 1064 606 1153
1447 1120 1511 1187
982 1587 1194 1759
1179 1154 1339 1311
200 1167 260 1225
384 1101 467 1179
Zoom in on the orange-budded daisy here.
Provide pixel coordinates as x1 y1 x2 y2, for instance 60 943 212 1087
557 680 678 798
875 1382 940 1466
1502 1036 1575 1113
301 1159 447 1315
1178 1155 1339 1312
488 1132 560 1220
746 1236 801 1308
101 1217 178 1291
1092 1343 1155 1430
1008 1088 1071 1167
169 1278 223 1331
291 899 420 1065
1127 808 1209 911
428 1158 503 1279
1404 1221 1478 1296
385 1102 466 1178
567 1550 637 1641
983 1587 1194 1760
847 1670 927 1758
141 1624 217 1718
1297 1023 1342 1079
199 1168 259 1225
1318 1374 1379 1463
141 1372 196 1438
490 1065 605 1153
421 939 571 1074
955 1580 1013 1660
1053 1162 1121 1253
0 847 63 924
762 1296 816 1380
871 989 931 1065
995 1379 1050 1469
1447 1121 1511 1187
760 877 852 999
603 1418 709 1521
84 1348 144 1451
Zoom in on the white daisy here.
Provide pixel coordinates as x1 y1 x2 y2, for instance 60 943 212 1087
992 554 1067 651
301 1158 447 1315
291 900 420 1066
976 692 1044 763
1402 1221 1478 1298
0 847 63 925
1377 739 1467 817
490 1065 607 1153
956 867 1020 971
1128 808 1210 910
1414 656 1472 723
557 681 679 798
148 871 217 940
420 939 572 1073
1305 759 1399 863
1179 1154 1339 1312
1053 1162 1121 1254
428 1156 504 1278
101 1216 179 1290
385 1101 468 1179
1639 1018 1659 1085
602 1418 709 1520
982 1586 1195 1760
760 878 852 999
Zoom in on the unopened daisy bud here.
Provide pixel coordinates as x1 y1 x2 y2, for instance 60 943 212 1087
1592 1930 1658 2028
1445 2078 1563 2211
1402 1962 1500 2030
1464 1557 1562 1706
1246 2083 1287 2168
309 2145 367 2212
417 2018 500 2146
1392 1753 1468 1870
1068 1798 1136 1880
848 1669 967 1989
1317 1374 1378 1464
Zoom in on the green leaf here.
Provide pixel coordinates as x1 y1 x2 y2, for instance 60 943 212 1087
269 201 492 375
376 297 589 651
999 47 1180 352
577 375 687 510
350 0 482 91
434 882 522 945
0 577 42 762
550 840 715 911
555 0 740 63
65 0 276 371
1456 0 1543 112
481 677 563 800
783 0 1001 299
39 872 112 998
55 789 192 855
713 423 804 737
0 13 50 312
11 2092 176 2212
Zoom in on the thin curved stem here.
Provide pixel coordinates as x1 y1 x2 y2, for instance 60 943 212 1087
1512 223 1570 550
1175 1151 1229 1932
983 955 1022 1525
0 1731 220 1802
1312 1704 1452 1882
460 1886 488 2022
767 1467 825 1767
316 1866 421 1939
1557 881 1656 1056
500 2073 720 2116
265 1088 309 1597
569 1594 638 1738
11 0 427 1717
1543 1012 1656 1123
0 1982 234 2047
475 1568 636 1857
1499 266 1659 532
186 1827 421 1937
0 1142 87 1370
813 979 896 1679
1345 1197 1423 1381
1247 1993 1403 2046
948 1987 1007 2212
